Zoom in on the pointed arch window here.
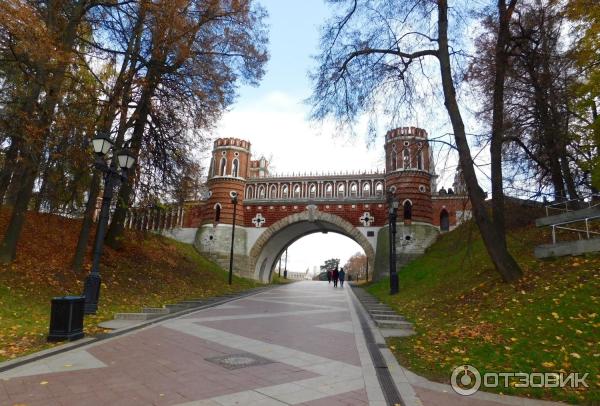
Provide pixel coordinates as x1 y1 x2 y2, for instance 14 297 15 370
246 185 254 199
363 183 371 196
391 144 398 170
350 183 358 197
282 185 289 198
232 158 239 177
403 200 412 220
403 149 410 169
375 182 383 196
208 159 215 178
325 183 333 197
259 185 266 198
214 203 222 222
337 183 345 197
220 157 227 176
293 184 301 198
309 184 317 198
270 184 277 198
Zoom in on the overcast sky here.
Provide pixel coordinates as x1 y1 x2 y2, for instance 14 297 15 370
208 0 473 274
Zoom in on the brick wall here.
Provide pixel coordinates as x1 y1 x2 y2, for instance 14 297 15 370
182 202 206 228
242 202 388 229
432 195 471 227
385 171 433 223
204 177 246 225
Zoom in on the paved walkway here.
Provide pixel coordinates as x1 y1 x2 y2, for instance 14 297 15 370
0 282 563 406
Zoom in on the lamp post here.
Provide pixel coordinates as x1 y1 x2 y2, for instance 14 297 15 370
82 133 135 314
228 191 238 285
387 191 399 295
283 248 288 279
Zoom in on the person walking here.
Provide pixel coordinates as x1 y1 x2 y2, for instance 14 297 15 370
339 268 345 287
332 267 339 288
327 269 332 284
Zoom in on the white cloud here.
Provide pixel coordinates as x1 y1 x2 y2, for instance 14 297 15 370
214 91 385 175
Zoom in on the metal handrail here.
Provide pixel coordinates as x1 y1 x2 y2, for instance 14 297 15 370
545 193 600 216
551 215 600 245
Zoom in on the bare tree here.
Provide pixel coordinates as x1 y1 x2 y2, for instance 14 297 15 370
310 0 523 282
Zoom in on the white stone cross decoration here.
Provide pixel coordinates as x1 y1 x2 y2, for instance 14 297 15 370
252 213 266 228
359 212 374 226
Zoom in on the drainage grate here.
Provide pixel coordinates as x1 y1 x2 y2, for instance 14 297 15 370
205 353 274 370
352 288 404 406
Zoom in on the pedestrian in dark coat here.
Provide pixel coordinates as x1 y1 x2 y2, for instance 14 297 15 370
327 270 332 284
339 268 346 287
332 267 339 287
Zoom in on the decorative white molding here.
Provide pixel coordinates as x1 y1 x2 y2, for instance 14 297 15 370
359 212 375 227
252 213 266 228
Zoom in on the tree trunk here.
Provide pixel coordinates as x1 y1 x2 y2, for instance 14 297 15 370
105 61 159 249
4 164 23 206
72 170 101 272
0 162 37 262
560 153 579 201
104 113 146 248
490 0 517 249
437 0 522 282
34 155 51 212
0 139 21 203
0 3 87 263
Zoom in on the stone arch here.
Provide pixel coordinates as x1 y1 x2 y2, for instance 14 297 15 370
246 185 254 199
249 210 376 282
362 182 371 196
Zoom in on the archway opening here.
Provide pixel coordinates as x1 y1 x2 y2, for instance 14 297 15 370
272 232 367 282
440 209 449 232
249 211 375 283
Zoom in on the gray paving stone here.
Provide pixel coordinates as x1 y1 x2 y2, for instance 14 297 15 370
380 328 417 338
115 312 163 321
141 307 171 314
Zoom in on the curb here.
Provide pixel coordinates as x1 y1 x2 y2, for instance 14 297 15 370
348 284 423 406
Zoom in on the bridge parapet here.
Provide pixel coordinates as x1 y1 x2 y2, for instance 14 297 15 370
244 173 386 202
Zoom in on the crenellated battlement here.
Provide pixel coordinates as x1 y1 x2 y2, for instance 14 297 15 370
385 126 428 140
248 169 384 180
214 137 251 151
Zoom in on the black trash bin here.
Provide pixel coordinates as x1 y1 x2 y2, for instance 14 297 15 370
47 296 85 342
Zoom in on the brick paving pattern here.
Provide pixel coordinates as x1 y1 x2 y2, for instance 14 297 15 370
0 282 564 406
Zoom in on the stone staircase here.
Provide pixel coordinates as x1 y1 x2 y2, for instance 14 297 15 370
99 289 266 330
351 287 415 338
534 195 600 259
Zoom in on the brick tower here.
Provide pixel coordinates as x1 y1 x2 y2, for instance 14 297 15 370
384 127 433 223
382 127 438 269
205 138 251 225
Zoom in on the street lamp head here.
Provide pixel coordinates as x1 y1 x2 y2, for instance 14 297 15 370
117 150 136 170
92 133 113 157
392 200 400 209
230 191 238 204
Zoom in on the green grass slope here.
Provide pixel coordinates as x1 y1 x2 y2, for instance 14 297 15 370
0 209 260 362
367 215 599 405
